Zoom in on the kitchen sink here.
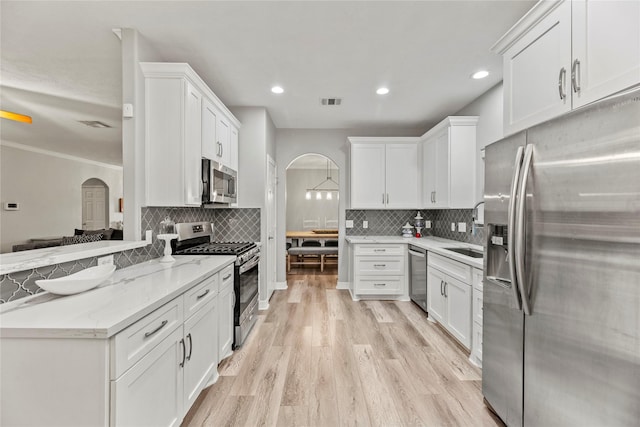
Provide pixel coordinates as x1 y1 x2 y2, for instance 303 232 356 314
443 247 483 258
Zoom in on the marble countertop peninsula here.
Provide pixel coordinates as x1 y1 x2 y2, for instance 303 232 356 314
345 235 483 269
0 255 235 339
0 238 152 275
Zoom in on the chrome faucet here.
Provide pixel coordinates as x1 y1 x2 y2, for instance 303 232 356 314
472 200 485 234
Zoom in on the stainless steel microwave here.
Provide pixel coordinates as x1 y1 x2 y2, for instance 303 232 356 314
202 158 237 205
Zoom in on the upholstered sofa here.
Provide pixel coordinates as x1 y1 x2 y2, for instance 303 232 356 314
11 228 123 252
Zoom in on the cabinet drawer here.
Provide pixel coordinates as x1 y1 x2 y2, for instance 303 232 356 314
111 297 183 379
354 244 404 256
356 257 404 276
220 264 234 290
184 273 219 319
473 286 483 325
355 277 403 295
473 321 483 361
472 268 483 291
429 252 471 283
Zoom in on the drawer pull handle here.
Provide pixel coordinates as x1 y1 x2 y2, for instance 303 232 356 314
186 333 193 361
144 320 168 338
373 264 386 268
196 289 210 300
373 249 386 252
179 338 186 367
374 283 386 286
223 273 232 281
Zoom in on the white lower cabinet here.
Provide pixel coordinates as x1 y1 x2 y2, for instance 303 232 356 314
183 297 219 411
218 264 235 360
426 266 446 324
0 262 236 427
471 268 483 366
112 327 184 427
427 252 472 349
352 244 407 299
113 291 221 426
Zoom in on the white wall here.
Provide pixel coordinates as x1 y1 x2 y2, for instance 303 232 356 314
232 107 268 207
454 82 504 201
230 106 277 307
286 168 339 231
121 28 164 240
0 144 123 253
275 127 424 284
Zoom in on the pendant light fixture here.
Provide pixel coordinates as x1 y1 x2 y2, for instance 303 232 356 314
305 159 339 200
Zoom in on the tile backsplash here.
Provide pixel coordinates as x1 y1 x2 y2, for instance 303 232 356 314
346 209 484 246
1 207 261 304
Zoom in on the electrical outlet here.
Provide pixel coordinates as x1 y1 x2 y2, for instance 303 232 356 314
458 222 467 233
451 223 456 231
98 255 114 266
146 230 152 242
363 220 369 229
425 220 432 229
346 220 354 228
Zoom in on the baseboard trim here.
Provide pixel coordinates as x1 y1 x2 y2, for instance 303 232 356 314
258 300 270 311
336 281 350 290
274 281 288 290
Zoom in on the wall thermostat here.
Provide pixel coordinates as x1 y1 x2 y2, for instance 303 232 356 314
3 202 20 211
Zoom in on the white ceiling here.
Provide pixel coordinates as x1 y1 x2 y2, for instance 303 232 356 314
1 1 535 165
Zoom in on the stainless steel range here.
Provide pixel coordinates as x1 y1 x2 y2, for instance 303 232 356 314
173 222 259 348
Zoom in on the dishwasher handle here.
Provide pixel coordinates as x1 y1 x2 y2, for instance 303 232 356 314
408 249 426 258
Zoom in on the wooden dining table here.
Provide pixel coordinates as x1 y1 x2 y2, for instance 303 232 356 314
286 230 339 246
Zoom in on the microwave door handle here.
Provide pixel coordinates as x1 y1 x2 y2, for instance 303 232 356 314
515 144 534 316
507 146 524 311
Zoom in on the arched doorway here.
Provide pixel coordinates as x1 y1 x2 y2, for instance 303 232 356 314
81 178 109 230
285 154 339 274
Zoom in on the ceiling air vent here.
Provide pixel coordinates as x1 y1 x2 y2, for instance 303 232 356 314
321 98 342 106
78 120 111 128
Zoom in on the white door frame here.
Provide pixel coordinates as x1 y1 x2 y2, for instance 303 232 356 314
265 155 277 303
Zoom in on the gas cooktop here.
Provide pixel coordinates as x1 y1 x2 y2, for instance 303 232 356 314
176 242 256 256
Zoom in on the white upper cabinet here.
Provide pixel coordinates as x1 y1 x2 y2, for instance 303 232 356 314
350 143 386 209
499 1 572 135
571 0 640 108
202 96 238 170
422 116 478 209
230 126 239 171
216 115 231 167
494 0 640 135
142 63 241 207
201 98 218 160
349 138 420 209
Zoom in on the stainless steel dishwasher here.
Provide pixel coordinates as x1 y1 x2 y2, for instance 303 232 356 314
408 245 428 313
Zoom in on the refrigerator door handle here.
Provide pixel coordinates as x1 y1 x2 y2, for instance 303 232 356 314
515 144 534 315
507 146 524 311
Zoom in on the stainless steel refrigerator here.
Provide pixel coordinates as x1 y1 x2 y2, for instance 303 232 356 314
482 87 640 426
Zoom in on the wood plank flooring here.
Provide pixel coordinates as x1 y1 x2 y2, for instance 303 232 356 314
182 268 503 427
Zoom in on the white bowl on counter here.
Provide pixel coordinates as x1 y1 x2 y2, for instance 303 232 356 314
36 264 116 295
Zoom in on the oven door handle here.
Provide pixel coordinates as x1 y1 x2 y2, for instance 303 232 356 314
239 256 260 274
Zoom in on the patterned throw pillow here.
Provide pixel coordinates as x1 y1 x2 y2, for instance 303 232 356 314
61 234 104 246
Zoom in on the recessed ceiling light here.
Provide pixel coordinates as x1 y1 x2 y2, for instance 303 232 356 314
376 87 389 95
472 70 489 79
271 86 284 94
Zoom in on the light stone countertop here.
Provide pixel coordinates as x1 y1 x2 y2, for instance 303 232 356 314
0 255 235 339
0 238 152 275
345 235 483 269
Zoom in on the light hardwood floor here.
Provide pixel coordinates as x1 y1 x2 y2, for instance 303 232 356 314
182 268 503 427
